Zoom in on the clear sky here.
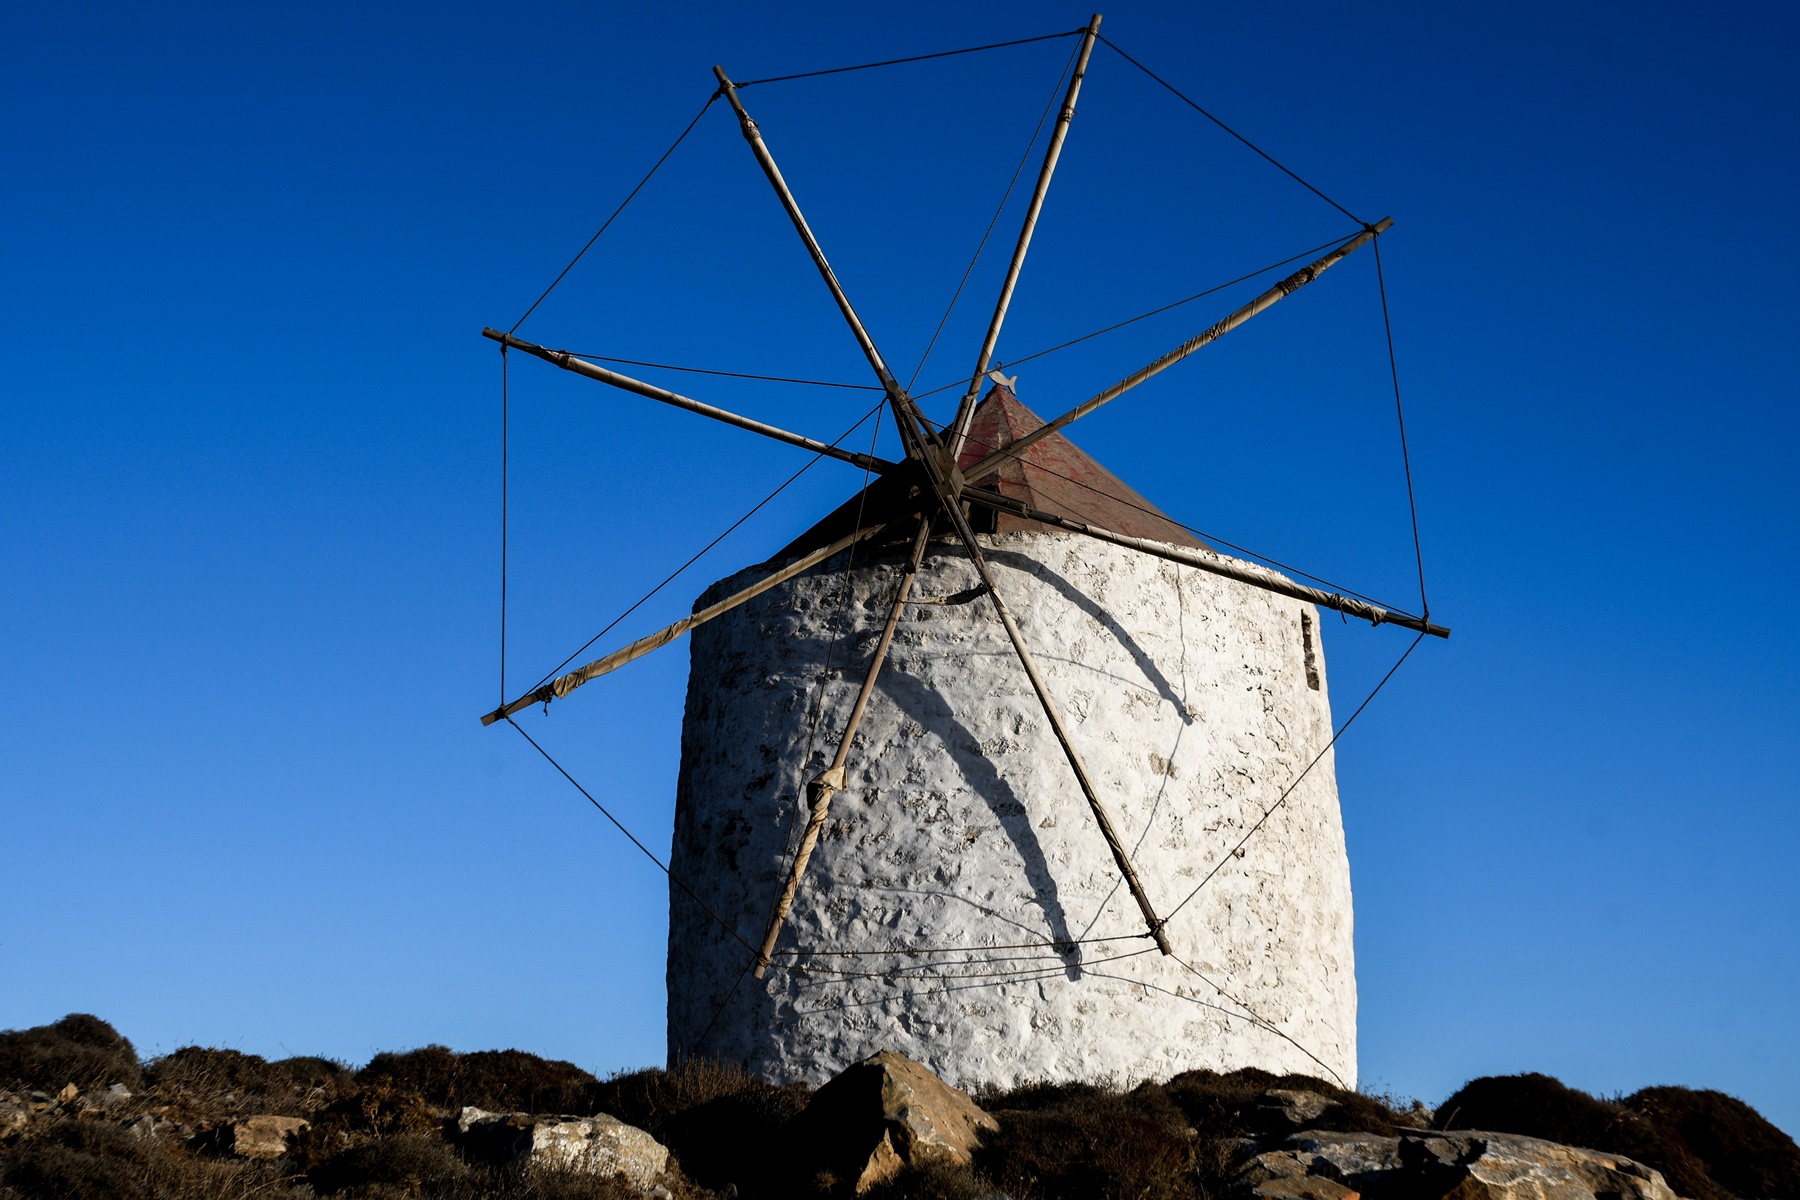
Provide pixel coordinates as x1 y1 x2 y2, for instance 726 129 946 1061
5 0 1796 1134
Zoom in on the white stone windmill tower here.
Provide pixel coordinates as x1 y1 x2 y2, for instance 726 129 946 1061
481 15 1446 1090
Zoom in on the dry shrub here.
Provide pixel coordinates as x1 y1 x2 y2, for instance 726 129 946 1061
148 1046 298 1107
0 1118 286 1200
1626 1086 1800 1200
291 1081 440 1174
276 1055 356 1093
501 1163 648 1200
590 1059 808 1194
307 1132 470 1195
1438 1073 1728 1200
358 1046 601 1115
858 1159 997 1200
977 1079 1198 1200
0 1014 142 1092
0 1121 151 1200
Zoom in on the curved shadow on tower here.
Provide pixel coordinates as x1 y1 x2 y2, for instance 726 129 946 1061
981 544 1193 726
877 666 1084 982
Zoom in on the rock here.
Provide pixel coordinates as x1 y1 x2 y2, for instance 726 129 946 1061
1402 1101 1435 1128
457 1107 669 1191
1238 1131 1676 1200
76 1082 134 1112
223 1115 310 1159
1400 1131 1677 1200
56 1083 79 1105
1285 1131 1403 1189
1 1094 34 1144
1260 1090 1335 1130
123 1114 159 1140
788 1048 999 1193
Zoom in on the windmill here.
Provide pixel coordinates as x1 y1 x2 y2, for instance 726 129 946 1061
480 16 1448 1088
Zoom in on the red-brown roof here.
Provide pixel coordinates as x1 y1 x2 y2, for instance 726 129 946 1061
956 386 1205 549
769 385 1205 561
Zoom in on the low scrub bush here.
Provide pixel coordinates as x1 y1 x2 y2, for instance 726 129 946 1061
359 1046 601 1115
0 1118 284 1200
0 1013 141 1092
276 1055 356 1092
977 1079 1199 1200
307 1132 472 1195
591 1059 808 1194
1626 1086 1800 1200
859 1159 996 1200
147 1046 296 1105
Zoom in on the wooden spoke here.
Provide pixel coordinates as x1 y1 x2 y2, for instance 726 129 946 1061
946 14 1103 467
753 517 935 977
713 67 932 463
962 484 1450 638
959 220 1392 486
480 521 898 726
884 400 1174 954
483 329 896 473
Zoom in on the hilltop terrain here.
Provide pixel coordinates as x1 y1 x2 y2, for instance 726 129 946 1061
2 1014 1795 1200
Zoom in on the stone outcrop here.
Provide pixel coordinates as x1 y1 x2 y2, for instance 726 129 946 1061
1235 1126 1680 1200
0 1094 32 1145
457 1107 669 1192
222 1115 310 1159
788 1049 999 1193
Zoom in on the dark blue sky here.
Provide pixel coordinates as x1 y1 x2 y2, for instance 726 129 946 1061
5 1 1796 1130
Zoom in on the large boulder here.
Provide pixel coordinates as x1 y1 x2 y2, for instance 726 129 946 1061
788 1048 999 1193
1237 1129 1678 1200
457 1107 669 1191
1404 1131 1677 1200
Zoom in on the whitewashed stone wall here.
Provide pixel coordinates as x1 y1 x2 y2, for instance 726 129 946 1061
666 531 1355 1090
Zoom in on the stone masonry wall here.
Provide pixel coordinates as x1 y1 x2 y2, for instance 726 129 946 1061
667 531 1355 1090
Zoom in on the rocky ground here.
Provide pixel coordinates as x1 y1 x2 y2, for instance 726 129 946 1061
2 1014 1795 1200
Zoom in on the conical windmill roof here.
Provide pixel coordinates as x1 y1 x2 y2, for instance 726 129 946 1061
771 385 1207 562
957 385 1206 548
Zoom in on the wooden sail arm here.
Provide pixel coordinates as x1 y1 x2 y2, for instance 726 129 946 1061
479 520 899 727
752 517 935 978
962 484 1449 638
957 219 1393 485
712 67 936 463
482 329 898 474
945 14 1103 466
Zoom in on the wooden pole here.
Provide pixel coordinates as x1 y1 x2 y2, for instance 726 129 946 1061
945 14 1102 467
753 517 935 977
962 484 1451 638
884 401 1174 954
479 522 897 726
482 329 896 474
959 220 1393 486
713 71 905 395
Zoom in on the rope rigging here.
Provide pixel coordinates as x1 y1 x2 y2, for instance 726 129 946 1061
731 28 1086 88
562 354 880 391
521 398 886 697
1095 34 1366 228
906 231 1361 402
906 41 1081 391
